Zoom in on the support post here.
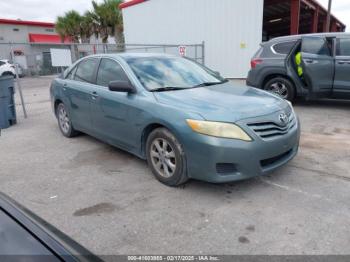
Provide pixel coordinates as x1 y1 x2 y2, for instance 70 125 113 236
331 21 337 32
311 6 319 33
201 41 205 65
290 0 301 35
326 0 332 32
10 43 27 119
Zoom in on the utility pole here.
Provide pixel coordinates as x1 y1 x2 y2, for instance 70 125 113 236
326 0 333 32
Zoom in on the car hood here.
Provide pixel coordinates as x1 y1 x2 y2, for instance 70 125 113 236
153 81 289 122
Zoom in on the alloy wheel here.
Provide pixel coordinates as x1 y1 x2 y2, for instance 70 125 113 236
267 81 289 99
150 138 176 178
58 105 70 134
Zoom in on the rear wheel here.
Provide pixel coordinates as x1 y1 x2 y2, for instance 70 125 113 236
263 77 295 102
56 103 78 138
146 128 188 187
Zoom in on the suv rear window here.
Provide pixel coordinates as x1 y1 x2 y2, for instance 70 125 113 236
272 41 296 55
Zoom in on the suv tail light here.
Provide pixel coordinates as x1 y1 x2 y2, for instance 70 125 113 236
250 59 262 69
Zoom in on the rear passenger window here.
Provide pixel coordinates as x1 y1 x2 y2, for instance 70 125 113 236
336 38 350 56
96 59 129 87
302 37 330 56
74 58 98 83
272 41 296 54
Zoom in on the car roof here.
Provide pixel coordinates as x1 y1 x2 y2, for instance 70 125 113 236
86 52 178 60
266 32 350 44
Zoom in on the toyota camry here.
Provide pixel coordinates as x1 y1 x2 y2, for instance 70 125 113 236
50 53 300 186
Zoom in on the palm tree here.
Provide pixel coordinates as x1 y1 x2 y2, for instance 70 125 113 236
80 11 98 43
92 0 124 47
55 11 82 43
55 11 82 60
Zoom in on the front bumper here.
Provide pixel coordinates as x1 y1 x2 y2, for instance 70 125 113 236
182 117 300 183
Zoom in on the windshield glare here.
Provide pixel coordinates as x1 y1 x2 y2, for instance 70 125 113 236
125 57 225 91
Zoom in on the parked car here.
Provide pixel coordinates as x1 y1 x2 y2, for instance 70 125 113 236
0 192 101 261
0 59 24 78
247 33 350 102
50 53 300 187
0 59 16 77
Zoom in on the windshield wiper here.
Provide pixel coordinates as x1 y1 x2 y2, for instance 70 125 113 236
192 79 228 88
149 87 190 92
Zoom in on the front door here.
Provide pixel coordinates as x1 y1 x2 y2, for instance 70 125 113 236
90 58 137 150
65 58 99 132
333 37 350 98
301 36 334 97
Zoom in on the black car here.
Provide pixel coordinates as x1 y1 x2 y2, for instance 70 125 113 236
247 33 350 102
0 192 102 262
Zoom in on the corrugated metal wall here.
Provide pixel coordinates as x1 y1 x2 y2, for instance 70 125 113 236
122 0 264 78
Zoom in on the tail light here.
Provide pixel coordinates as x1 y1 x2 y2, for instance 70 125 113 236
250 59 262 69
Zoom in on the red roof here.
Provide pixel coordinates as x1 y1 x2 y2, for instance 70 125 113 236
29 34 71 43
0 18 55 28
119 0 148 9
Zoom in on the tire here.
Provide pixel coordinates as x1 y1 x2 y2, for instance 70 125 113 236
146 128 188 187
2 72 15 77
56 103 79 138
263 77 295 102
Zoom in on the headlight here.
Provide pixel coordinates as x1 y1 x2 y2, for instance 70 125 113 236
186 119 252 141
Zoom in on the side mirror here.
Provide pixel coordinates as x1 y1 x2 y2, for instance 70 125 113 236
213 71 221 76
108 80 135 93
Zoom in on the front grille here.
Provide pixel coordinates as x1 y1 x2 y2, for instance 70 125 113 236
247 112 296 139
260 149 292 168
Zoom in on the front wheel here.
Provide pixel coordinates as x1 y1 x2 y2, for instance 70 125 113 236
263 77 295 102
146 128 188 187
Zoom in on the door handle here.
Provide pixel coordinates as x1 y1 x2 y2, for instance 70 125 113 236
338 60 350 64
91 91 99 100
304 59 317 64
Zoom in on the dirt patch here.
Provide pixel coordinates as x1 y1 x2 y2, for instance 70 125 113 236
73 202 116 216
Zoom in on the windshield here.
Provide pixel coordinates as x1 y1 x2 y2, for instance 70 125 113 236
125 56 226 91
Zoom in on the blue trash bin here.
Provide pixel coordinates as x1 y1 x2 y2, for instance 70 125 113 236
0 76 16 129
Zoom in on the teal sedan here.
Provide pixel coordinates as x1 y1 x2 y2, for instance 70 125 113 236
50 53 300 186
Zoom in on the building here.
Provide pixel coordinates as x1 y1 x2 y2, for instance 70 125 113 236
120 0 346 78
0 18 116 75
0 19 72 75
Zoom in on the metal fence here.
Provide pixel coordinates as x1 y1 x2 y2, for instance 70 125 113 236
0 42 205 76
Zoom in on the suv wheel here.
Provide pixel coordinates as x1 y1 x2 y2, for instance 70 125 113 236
263 77 295 102
146 128 188 187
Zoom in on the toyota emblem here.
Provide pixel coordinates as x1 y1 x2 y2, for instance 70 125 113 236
279 113 289 125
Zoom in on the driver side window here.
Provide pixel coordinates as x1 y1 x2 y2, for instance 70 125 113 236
96 59 129 87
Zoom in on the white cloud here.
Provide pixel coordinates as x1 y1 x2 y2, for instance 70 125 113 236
0 0 102 22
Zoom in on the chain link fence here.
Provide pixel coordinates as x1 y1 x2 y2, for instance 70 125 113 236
0 42 205 77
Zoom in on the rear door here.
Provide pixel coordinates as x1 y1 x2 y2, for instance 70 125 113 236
301 36 334 96
65 58 99 132
333 37 350 97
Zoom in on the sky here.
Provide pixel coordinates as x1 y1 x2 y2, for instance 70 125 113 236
0 0 350 31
